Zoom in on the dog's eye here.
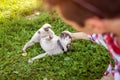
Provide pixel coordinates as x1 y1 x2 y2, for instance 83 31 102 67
65 34 68 38
38 31 40 34
60 33 65 38
65 33 72 39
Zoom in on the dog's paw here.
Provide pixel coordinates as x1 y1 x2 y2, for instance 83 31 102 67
22 52 27 56
28 59 33 64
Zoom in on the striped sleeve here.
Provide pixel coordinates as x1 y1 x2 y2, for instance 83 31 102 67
88 34 108 49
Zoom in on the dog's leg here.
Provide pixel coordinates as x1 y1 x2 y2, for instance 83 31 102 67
22 31 40 53
22 40 36 53
28 52 48 63
22 40 36 56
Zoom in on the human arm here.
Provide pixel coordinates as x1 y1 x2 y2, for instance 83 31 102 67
62 31 89 41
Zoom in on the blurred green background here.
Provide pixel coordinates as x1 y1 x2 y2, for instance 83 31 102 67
0 0 112 80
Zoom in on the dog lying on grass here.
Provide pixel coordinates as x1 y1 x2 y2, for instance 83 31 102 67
22 23 72 63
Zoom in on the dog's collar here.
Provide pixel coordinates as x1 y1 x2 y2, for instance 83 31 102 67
57 40 65 52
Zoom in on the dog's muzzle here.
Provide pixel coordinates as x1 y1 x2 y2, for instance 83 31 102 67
66 44 71 50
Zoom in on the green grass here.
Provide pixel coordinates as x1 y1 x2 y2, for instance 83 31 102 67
0 0 113 80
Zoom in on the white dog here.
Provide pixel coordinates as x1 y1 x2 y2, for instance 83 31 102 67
22 23 72 63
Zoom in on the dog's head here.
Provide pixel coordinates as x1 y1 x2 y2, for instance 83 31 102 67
38 23 55 39
59 31 72 50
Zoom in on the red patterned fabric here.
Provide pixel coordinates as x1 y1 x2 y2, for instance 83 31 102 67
88 33 120 58
105 33 120 54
